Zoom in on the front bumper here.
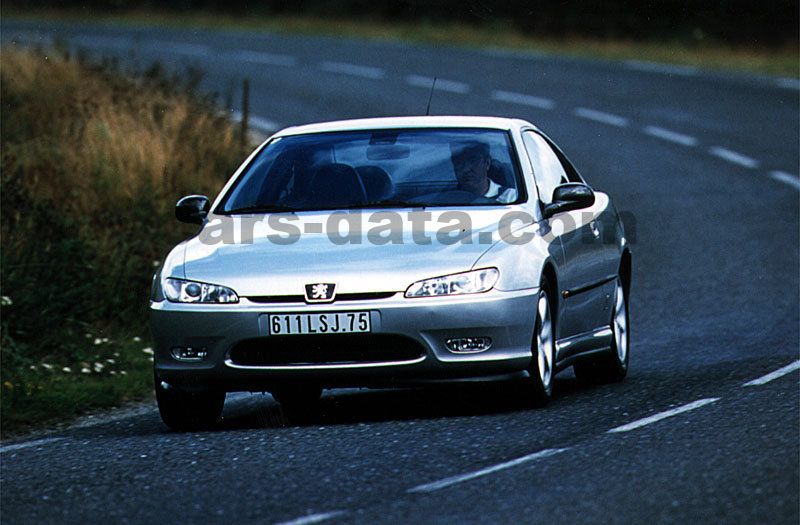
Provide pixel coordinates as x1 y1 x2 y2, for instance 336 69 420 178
150 288 538 391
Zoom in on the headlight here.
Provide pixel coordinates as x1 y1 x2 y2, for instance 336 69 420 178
163 278 239 303
405 268 499 298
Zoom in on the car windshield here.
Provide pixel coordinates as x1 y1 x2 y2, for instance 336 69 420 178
217 128 523 213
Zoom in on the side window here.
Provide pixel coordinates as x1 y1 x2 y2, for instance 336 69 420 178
522 131 568 204
542 136 585 184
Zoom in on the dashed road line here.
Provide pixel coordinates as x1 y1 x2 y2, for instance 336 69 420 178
624 60 699 77
768 171 800 191
776 77 800 90
275 511 346 525
9 30 54 46
642 125 698 147
574 107 629 127
234 50 297 67
0 437 65 454
320 61 385 79
405 74 470 94
482 47 546 60
157 42 210 57
607 398 720 433
230 111 281 133
491 90 556 110
72 34 131 50
743 360 800 387
408 448 569 493
708 147 760 169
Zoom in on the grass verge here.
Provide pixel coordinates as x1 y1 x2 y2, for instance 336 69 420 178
4 8 798 77
0 46 245 437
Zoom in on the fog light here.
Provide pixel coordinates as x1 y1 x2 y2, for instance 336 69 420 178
170 346 208 362
445 337 492 353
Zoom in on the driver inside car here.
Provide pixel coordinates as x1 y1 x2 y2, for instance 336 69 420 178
450 141 518 203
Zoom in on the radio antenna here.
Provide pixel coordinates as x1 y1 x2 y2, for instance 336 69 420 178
425 77 437 116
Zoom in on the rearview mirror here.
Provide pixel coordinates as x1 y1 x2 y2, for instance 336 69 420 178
542 183 595 219
175 195 210 224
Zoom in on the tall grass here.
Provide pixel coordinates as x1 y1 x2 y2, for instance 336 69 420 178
0 47 245 434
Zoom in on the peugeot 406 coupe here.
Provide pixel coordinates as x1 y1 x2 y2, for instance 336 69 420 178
150 116 631 430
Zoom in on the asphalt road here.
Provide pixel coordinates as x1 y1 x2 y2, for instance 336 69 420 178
2 20 799 525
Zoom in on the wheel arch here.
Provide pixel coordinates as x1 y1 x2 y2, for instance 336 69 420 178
619 248 632 300
540 259 560 321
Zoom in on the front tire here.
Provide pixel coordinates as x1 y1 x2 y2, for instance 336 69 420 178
154 373 225 431
573 276 629 383
524 278 556 407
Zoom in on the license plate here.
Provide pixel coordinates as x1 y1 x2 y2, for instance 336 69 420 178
268 312 371 335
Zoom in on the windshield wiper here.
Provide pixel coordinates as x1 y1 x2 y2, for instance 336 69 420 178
356 200 427 209
224 201 427 214
221 204 300 215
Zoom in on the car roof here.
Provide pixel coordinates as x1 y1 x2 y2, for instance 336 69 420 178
273 116 535 137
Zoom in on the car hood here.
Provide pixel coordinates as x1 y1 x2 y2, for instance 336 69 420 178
181 209 521 297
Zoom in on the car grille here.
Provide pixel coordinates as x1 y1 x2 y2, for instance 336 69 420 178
228 334 426 367
246 292 397 304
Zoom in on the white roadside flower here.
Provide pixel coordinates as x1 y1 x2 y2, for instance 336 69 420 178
41 363 53 370
62 367 72 373
1 296 12 306
119 370 127 375
132 336 142 342
142 347 154 355
94 338 102 345
81 368 91 374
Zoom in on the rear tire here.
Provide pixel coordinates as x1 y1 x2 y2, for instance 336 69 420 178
524 276 556 407
573 276 629 384
154 372 225 431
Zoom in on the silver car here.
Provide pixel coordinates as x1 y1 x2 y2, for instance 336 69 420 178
150 116 631 430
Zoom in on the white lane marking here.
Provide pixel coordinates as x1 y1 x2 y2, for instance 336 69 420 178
233 50 297 66
643 125 698 147
482 47 546 60
156 42 210 57
491 90 556 110
10 30 54 45
0 437 64 454
624 60 699 77
574 107 629 127
320 61 385 79
776 77 800 90
230 111 281 132
708 147 760 169
275 511 346 525
407 448 569 493
405 74 470 94
743 360 800 387
607 398 720 434
769 171 800 191
72 35 132 50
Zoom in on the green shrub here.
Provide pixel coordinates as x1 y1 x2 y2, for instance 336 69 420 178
0 48 245 433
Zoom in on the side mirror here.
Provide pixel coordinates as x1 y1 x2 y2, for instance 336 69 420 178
542 183 595 219
175 195 210 224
